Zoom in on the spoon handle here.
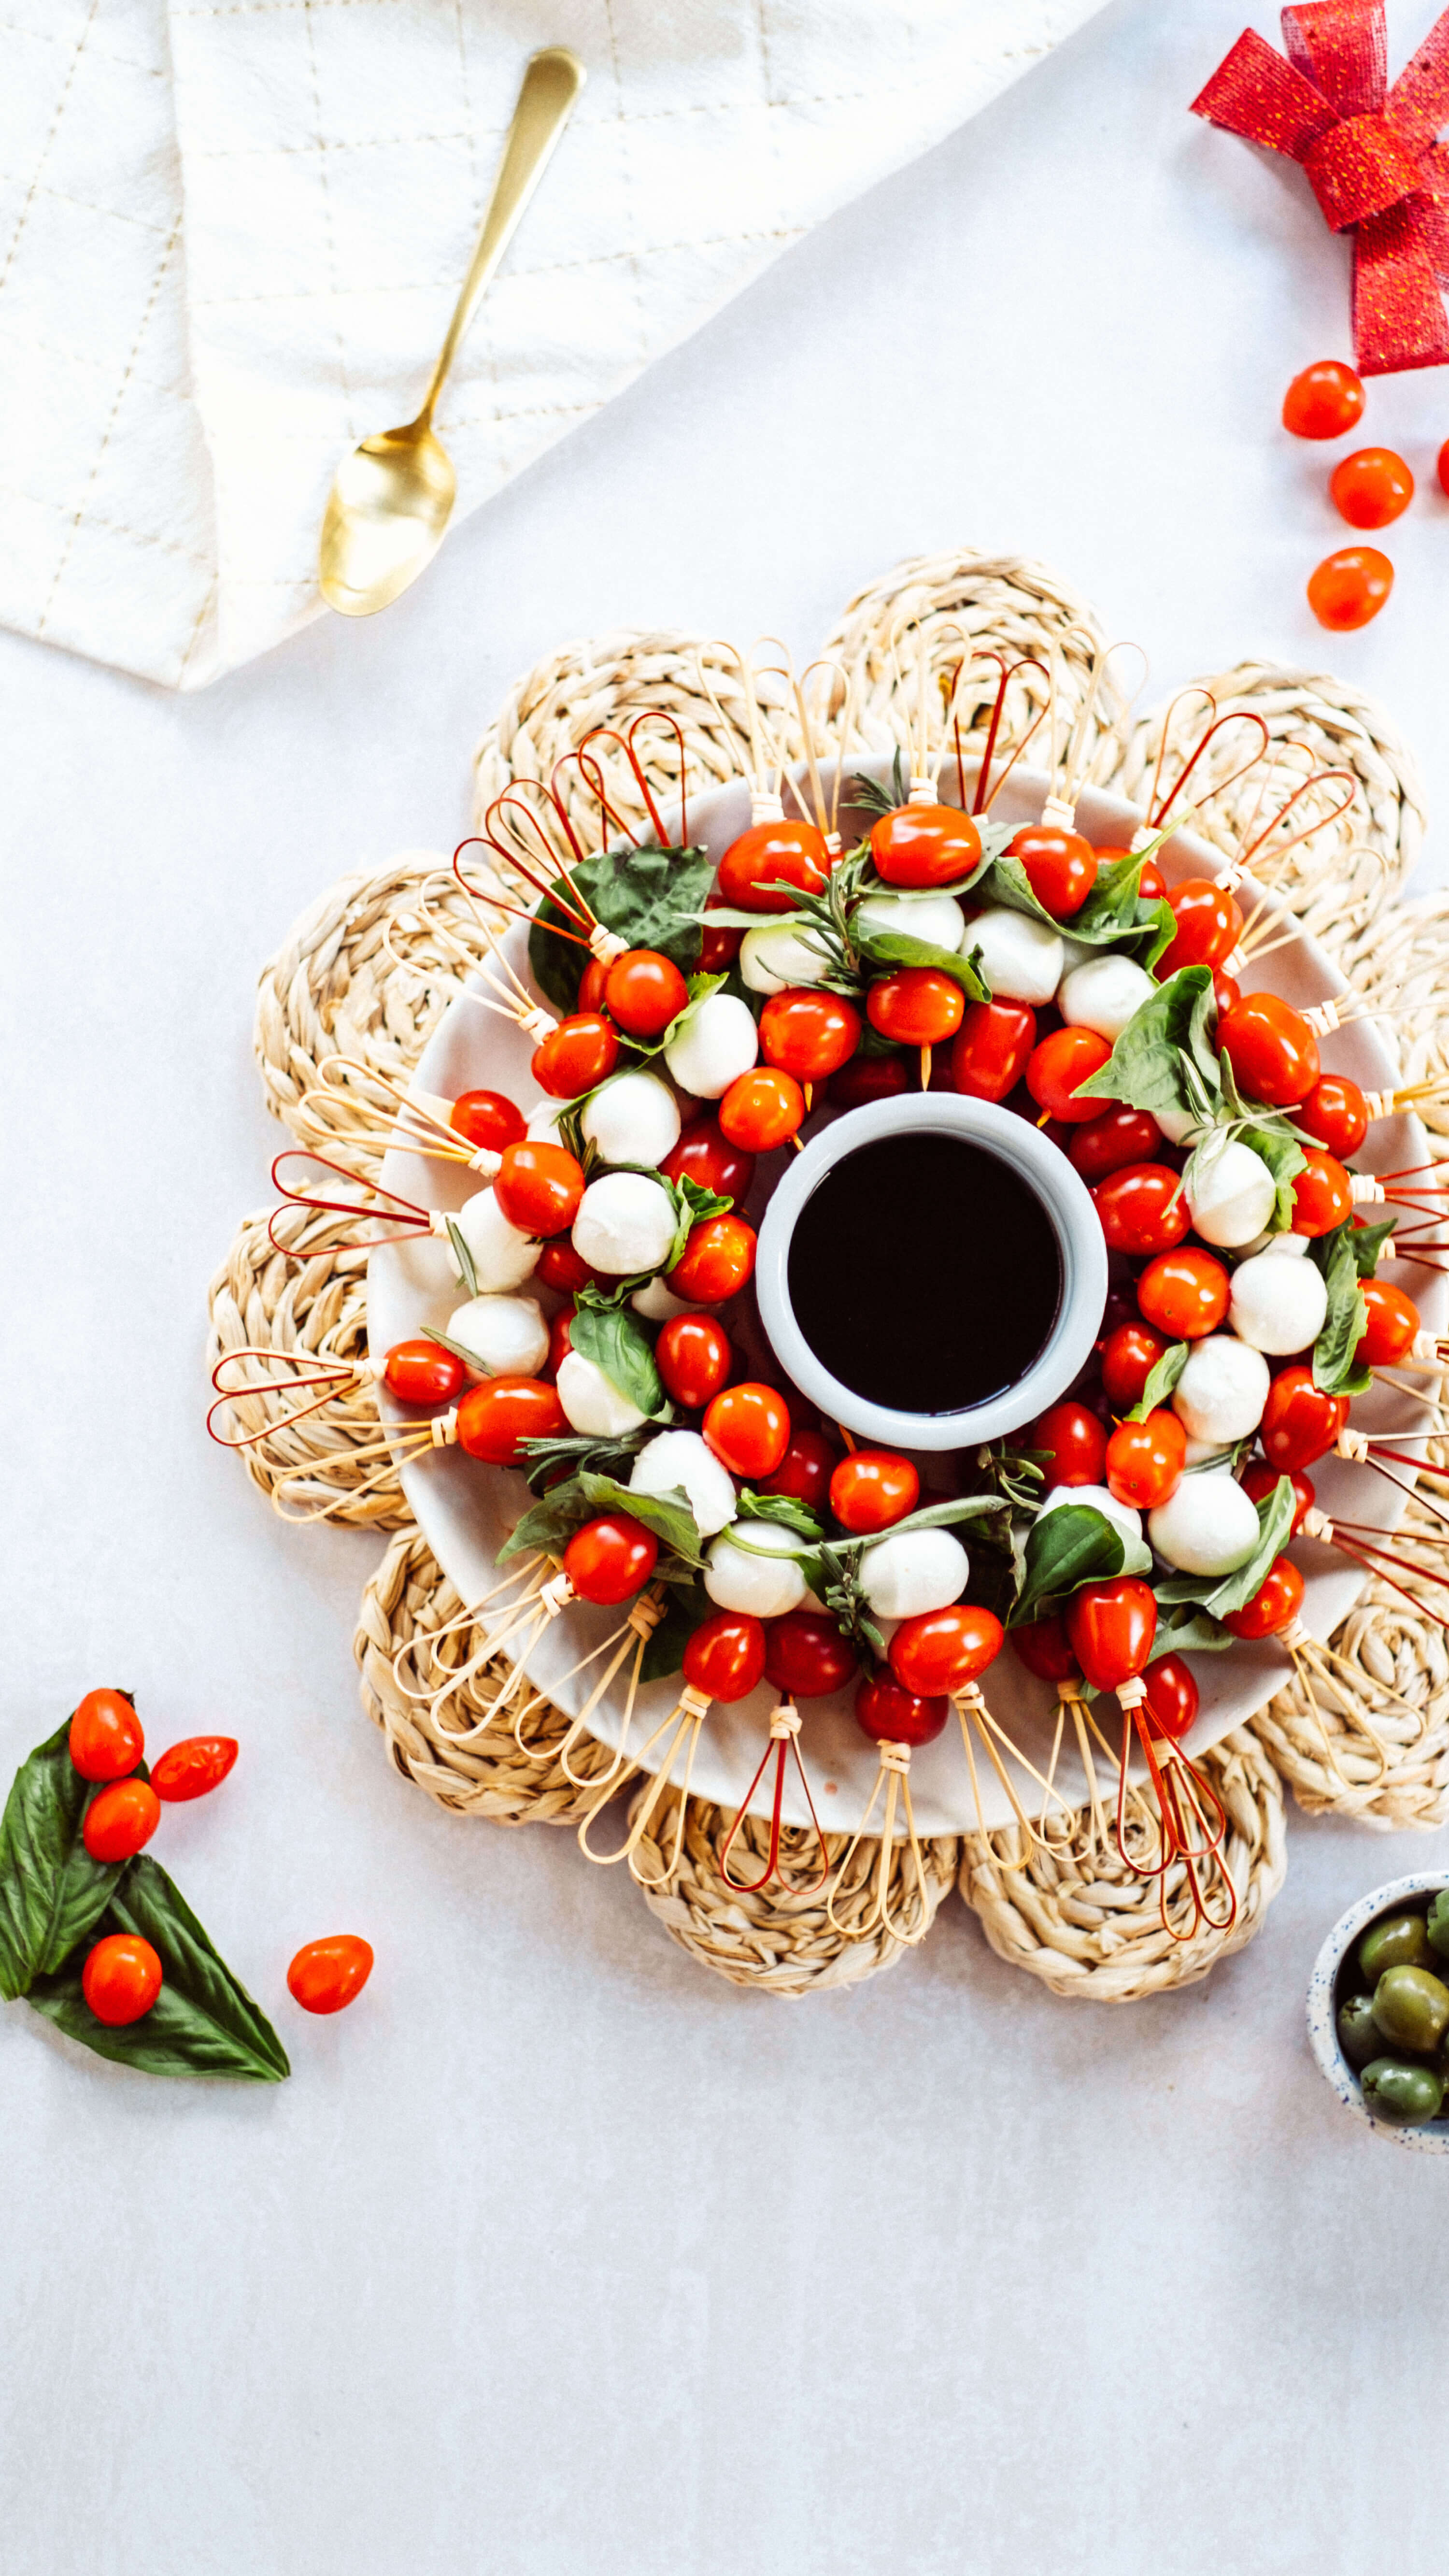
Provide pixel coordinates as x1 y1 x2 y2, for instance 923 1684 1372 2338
419 45 585 423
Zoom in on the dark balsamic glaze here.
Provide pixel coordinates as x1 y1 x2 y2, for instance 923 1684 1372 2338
786 1133 1063 1416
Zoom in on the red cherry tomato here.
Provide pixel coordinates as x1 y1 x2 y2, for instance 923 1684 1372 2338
1222 1555 1306 1640
853 1669 948 1747
448 1089 526 1152
828 1051 911 1109
1032 1401 1107 1491
763 1611 859 1700
1066 1577 1158 1691
1141 1654 1199 1743
577 957 611 1013
866 968 965 1047
1260 1366 1349 1471
1101 1321 1170 1411
456 1377 567 1464
563 1513 659 1605
759 989 861 1083
287 1934 374 2016
1307 546 1393 630
1218 991 1321 1108
83 1933 162 2026
1330 446 1413 530
1026 1025 1112 1122
547 1303 575 1376
667 1213 757 1303
660 1117 755 1207
682 1612 767 1703
150 1736 239 1803
1439 438 1449 500
1137 1246 1231 1340
1010 1614 1079 1683
493 1141 585 1238
655 1313 732 1409
383 1340 468 1406
530 1014 619 1100
1240 1460 1315 1531
1092 1164 1191 1255
603 949 689 1037
702 1382 790 1478
718 1065 806 1152
1212 968 1242 1017
1008 822 1095 918
870 803 981 889
1282 358 1364 439
951 1000 1037 1102
888 1604 1003 1696
69 1689 143 1783
1069 1106 1164 1183
1356 1277 1420 1367
1155 879 1243 977
535 1240 606 1297
1291 1148 1353 1237
1105 1409 1186 1509
1136 858 1168 902
718 819 829 913
829 1449 919 1533
762 1425 838 1513
699 894 743 972
83 1776 161 1863
1297 1073 1369 1157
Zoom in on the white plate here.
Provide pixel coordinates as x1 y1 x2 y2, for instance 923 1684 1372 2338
367 761 1442 1837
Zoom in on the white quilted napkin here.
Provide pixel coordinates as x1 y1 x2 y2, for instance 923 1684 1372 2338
1 0 1108 689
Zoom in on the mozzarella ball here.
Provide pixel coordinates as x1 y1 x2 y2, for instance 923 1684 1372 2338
1172 1334 1271 1444
663 991 759 1098
1184 1437 1237 1468
629 1428 737 1537
704 1521 810 1618
526 1099 568 1143
1229 1248 1329 1354
451 1188 539 1290
580 1070 681 1170
446 1293 548 1377
572 1172 677 1275
632 1275 692 1322
1155 1106 1206 1146
739 922 830 995
1240 1229 1309 1261
859 1528 969 1620
1057 933 1095 980
1057 953 1156 1044
1037 1481 1143 1553
555 1349 649 1437
968 905 1065 1006
1183 1137 1278 1248
855 891 967 953
1148 1475 1261 1577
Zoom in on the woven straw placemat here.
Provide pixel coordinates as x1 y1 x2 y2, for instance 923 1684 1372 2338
1251 1544 1449 1829
1340 886 1449 1158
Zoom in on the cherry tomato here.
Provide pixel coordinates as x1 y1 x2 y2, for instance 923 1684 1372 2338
1222 1555 1306 1640
603 949 689 1037
456 1376 567 1464
1105 1408 1186 1509
1137 1246 1230 1340
667 1213 757 1303
1297 1072 1369 1157
1155 879 1243 977
759 989 861 1083
1439 437 1449 501
1065 1577 1158 1691
682 1611 767 1702
853 1669 948 1747
1307 545 1393 630
1069 1106 1163 1183
660 1117 755 1207
1101 1321 1170 1411
1240 1460 1315 1531
1212 968 1242 1017
577 958 610 1014
448 1089 526 1153
829 1449 919 1533
1136 858 1167 902
69 1689 143 1783
828 1053 910 1109
150 1736 239 1803
1007 822 1095 918
699 894 743 972
83 1933 162 2026
1260 1366 1348 1471
1027 1026 1112 1122
888 1604 1003 1697
762 1425 837 1513
1031 1401 1107 1491
1282 358 1364 439
287 1934 374 2016
718 1065 806 1152
83 1776 161 1863
763 1611 859 1700
866 968 965 1047
1291 1147 1352 1237
1010 1615 1079 1683
563 1512 659 1605
870 803 981 889
383 1340 468 1406
547 1303 575 1376
1141 1654 1199 1743
1217 991 1320 1107
530 1013 619 1100
535 1240 606 1297
718 819 829 913
655 1313 732 1409
951 1000 1036 1102
702 1382 790 1478
493 1141 585 1238
1091 1164 1191 1255
1330 446 1413 529
1356 1277 1420 1367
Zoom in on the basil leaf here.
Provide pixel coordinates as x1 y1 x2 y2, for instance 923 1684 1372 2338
1309 1224 1371 1396
735 1488 825 1541
864 1494 1011 1545
515 1426 652 1495
1239 1121 1306 1234
665 1174 733 1270
27 1856 289 2081
1128 1340 1188 1424
639 1577 712 1684
445 1216 480 1300
498 1477 590 1564
0 1717 136 1999
1074 965 1221 1119
1350 1215 1397 1276
1148 1605 1235 1657
1010 1504 1130 1624
577 1472 705 1567
856 930 989 1002
1154 1477 1296 1617
528 844 713 1014
568 1303 663 1418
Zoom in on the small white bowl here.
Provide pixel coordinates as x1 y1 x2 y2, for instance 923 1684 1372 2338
753 1091 1108 1450
1307 1872 1449 2152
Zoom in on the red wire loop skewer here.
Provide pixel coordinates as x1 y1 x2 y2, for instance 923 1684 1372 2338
718 1702 831 1896
268 1150 445 1259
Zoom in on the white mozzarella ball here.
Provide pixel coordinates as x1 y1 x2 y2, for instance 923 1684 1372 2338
1155 1106 1205 1146
968 905 1065 1006
704 1521 810 1618
739 923 829 994
1148 1475 1261 1577
1172 1334 1270 1444
855 892 967 953
1057 933 1095 980
1037 1482 1143 1552
663 991 758 1099
580 1071 681 1170
526 1099 568 1142
1183 1136 1278 1247
629 1429 737 1537
451 1188 539 1290
1229 1249 1328 1354
446 1293 548 1378
555 1349 649 1437
859 1528 969 1620
1057 954 1157 1044
572 1172 677 1276
631 1276 692 1322
1183 1437 1236 1468
1240 1229 1309 1260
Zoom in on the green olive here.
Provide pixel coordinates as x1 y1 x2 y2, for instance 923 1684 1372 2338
1372 1964 1449 2054
1337 1992 1385 2071
1426 1890 1449 1963
1361 2057 1445 2127
1359 1911 1433 1979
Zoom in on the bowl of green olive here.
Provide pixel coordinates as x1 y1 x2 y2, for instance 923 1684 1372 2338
1309 1875 1449 2148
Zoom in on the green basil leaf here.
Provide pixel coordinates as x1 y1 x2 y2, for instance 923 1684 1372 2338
577 1472 705 1567
0 1717 136 1998
735 1488 825 1541
27 1856 290 2082
1073 965 1221 1119
1239 1121 1306 1233
856 930 990 1002
1154 1477 1296 1617
1309 1223 1371 1395
528 844 713 1014
1148 1605 1235 1657
1010 1504 1130 1624
1128 1340 1188 1424
445 1216 480 1300
639 1577 712 1684
497 1478 590 1564
862 1493 1011 1546
515 1426 652 1494
568 1303 663 1418
1349 1215 1397 1276
665 1174 733 1271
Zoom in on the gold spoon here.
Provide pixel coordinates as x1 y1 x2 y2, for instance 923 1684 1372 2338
319 45 585 617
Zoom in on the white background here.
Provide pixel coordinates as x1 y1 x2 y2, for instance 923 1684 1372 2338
5 3 1449 2570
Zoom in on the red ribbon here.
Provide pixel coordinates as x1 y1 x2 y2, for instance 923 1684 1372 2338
1192 1 1449 374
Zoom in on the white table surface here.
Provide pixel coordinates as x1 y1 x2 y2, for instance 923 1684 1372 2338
5 4 1449 2570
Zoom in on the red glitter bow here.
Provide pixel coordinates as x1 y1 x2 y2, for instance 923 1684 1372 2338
1192 1 1449 374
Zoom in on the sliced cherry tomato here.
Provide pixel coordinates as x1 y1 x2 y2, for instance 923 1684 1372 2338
866 968 965 1047
83 1933 162 2026
494 1140 585 1238
718 820 828 913
150 1736 239 1803
667 1213 757 1303
1026 1026 1111 1122
1141 1654 1199 1743
287 1934 374 2016
682 1612 767 1702
603 949 689 1037
1009 1614 1079 1683
870 803 980 889
1260 1366 1348 1471
383 1340 467 1406
530 1014 619 1100
828 1053 910 1110
718 1066 805 1152
1297 1073 1369 1157
456 1377 567 1464
1069 1106 1163 1183
1155 879 1243 977
1008 822 1095 918
951 1000 1036 1102
535 1240 606 1297
702 1382 790 1478
763 1611 858 1700
1356 1277 1420 1367
1291 1148 1353 1237
1032 1401 1107 1490
69 1689 143 1783
762 1425 838 1513
1105 1408 1186 1509
660 1117 755 1207
758 989 861 1083
1240 1460 1315 1531
829 1450 919 1533
1282 358 1364 438
1065 1577 1157 1690
699 894 743 972
563 1513 659 1605
448 1089 526 1152
655 1313 733 1409
1091 1164 1191 1256
1329 447 1412 530
888 1604 1003 1696
1100 1321 1169 1411
1307 546 1393 630
1222 1555 1306 1640
83 1776 161 1862
1137 1246 1230 1340
853 1670 948 1747
1218 991 1320 1108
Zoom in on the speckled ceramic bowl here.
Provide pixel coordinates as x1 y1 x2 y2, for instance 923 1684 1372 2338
1307 1874 1449 2152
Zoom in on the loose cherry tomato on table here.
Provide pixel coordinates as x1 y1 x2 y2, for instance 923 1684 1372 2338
383 1340 468 1406
1217 991 1321 1107
683 1612 767 1702
150 1735 239 1803
866 968 965 1047
448 1089 526 1152
660 1117 755 1207
563 1513 659 1605
287 1935 374 2016
1007 822 1095 918
69 1689 143 1783
1260 1366 1348 1471
1105 1408 1186 1509
1137 1246 1231 1340
828 1052 910 1109
1026 1026 1112 1121
1282 358 1364 439
759 989 861 1084
718 1065 806 1152
655 1312 733 1409
762 1425 838 1513
1069 1106 1163 1183
702 1382 790 1478
1356 1277 1420 1367
951 1000 1036 1103
1297 1073 1369 1157
493 1141 585 1237
718 819 829 912
1031 1401 1107 1490
763 1611 858 1699
1065 1577 1158 1691
699 894 743 972
83 1776 161 1862
888 1604 1003 1697
1222 1555 1306 1640
1330 447 1413 529
603 949 689 1038
1155 879 1243 977
1307 546 1393 630
83 1934 162 2026
1100 1321 1170 1411
1240 1460 1315 1531
1141 1654 1199 1743
535 1240 606 1297
1009 1615 1079 1683
456 1377 567 1465
870 803 980 889
854 1670 948 1746
1091 1164 1191 1256
829 1449 919 1533
1291 1148 1353 1236
668 1214 757 1303
577 957 610 1013
530 1014 618 1100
